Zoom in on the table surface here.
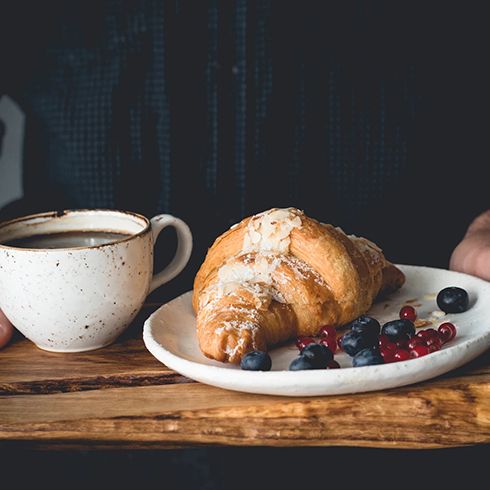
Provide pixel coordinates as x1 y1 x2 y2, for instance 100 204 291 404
1 304 489 450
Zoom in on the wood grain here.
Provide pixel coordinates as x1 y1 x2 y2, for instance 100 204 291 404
1 369 489 449
0 307 193 395
0 305 489 450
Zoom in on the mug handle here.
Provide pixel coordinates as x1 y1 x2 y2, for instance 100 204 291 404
148 214 193 293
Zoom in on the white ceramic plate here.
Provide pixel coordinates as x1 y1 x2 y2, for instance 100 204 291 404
143 265 490 396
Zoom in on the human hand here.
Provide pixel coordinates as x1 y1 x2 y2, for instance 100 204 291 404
450 210 490 281
0 308 14 349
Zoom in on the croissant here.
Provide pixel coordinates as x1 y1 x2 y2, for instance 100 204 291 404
193 208 405 363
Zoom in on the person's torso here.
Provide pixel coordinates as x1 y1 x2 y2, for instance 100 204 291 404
8 2 487 291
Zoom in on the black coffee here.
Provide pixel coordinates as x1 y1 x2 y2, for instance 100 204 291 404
3 231 131 249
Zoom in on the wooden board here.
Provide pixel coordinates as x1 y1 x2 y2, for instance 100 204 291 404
1 306 489 450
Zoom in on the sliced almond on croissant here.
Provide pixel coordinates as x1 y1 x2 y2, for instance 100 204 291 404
193 208 405 363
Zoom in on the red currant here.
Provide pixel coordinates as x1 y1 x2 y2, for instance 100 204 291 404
425 334 442 352
337 336 343 351
296 336 316 351
318 325 336 340
327 360 340 369
416 328 439 340
395 337 410 350
438 322 457 343
407 337 426 350
319 336 337 355
409 344 430 358
378 335 396 351
379 335 397 362
393 349 410 362
399 305 417 322
380 348 397 363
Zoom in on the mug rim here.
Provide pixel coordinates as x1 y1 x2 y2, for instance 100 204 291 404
0 208 151 252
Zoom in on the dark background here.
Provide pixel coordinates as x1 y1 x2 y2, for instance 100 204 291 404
1 445 489 489
1 1 489 487
1 1 488 302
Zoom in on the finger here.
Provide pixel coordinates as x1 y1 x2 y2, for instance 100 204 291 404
466 209 490 235
0 309 14 349
450 232 490 281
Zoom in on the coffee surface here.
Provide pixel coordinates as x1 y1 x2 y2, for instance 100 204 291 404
2 231 131 249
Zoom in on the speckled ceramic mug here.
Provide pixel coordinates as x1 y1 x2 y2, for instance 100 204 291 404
0 209 192 352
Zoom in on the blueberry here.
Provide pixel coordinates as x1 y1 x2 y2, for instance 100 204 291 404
381 319 415 340
437 287 469 313
240 351 272 371
301 343 333 368
347 315 381 338
340 329 378 357
289 355 316 371
352 346 384 367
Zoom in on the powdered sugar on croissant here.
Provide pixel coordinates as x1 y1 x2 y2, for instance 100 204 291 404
193 208 405 363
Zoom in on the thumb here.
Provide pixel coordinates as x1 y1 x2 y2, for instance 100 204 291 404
0 309 14 349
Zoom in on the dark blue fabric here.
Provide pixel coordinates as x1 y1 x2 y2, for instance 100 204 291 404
1 1 488 298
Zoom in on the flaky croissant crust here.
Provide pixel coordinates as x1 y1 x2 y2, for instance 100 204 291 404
193 208 405 363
